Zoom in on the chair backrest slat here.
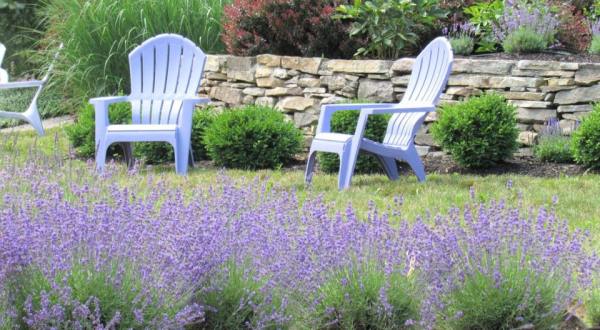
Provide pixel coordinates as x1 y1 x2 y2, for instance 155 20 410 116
383 37 453 147
128 34 206 125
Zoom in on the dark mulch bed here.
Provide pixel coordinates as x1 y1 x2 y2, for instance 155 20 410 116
458 50 600 63
395 154 593 177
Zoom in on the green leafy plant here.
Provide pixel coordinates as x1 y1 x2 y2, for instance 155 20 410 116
37 0 231 111
463 0 504 52
203 105 303 170
335 0 448 59
502 27 549 54
318 109 391 174
431 93 519 168
590 35 600 54
441 257 568 330
309 262 420 329
534 136 574 163
572 104 600 168
449 36 475 55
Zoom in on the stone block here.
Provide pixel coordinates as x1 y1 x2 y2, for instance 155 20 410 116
357 79 394 102
277 97 316 112
303 87 327 94
226 56 256 82
508 100 551 108
517 108 556 123
243 87 266 97
448 75 543 88
557 104 593 113
256 54 281 67
555 85 600 105
293 111 318 127
256 77 285 88
562 112 591 121
298 77 321 88
205 55 227 72
255 66 273 78
327 59 392 74
255 97 275 107
265 87 302 96
517 131 538 146
517 60 577 71
209 86 244 105
453 59 514 75
281 57 322 74
320 75 348 91
574 63 600 85
445 87 482 97
391 58 414 72
500 91 545 101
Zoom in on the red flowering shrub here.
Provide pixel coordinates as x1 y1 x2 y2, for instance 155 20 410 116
222 0 361 58
555 3 592 52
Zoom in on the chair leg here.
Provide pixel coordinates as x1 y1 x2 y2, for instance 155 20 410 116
25 107 44 136
120 142 134 169
95 140 109 171
338 151 351 190
405 148 426 182
305 150 317 184
174 141 190 175
377 155 399 181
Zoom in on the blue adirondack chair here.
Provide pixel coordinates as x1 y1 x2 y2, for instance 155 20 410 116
91 34 210 175
0 43 7 83
305 37 454 190
0 44 62 135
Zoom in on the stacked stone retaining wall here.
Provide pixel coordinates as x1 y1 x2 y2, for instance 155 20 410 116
199 54 600 157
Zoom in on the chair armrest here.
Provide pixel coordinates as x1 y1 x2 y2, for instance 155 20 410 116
0 80 44 89
317 103 397 133
362 102 436 115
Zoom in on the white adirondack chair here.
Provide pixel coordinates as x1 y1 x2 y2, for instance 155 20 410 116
91 34 209 175
0 44 62 136
305 37 453 190
0 43 8 83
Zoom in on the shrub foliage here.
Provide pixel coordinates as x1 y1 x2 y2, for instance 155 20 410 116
431 93 519 168
222 0 359 59
203 105 303 170
572 104 600 168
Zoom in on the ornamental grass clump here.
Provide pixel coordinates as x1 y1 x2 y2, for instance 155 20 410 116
443 22 476 56
533 118 575 163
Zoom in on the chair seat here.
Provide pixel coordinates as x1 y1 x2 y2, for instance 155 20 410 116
313 132 353 143
107 124 178 133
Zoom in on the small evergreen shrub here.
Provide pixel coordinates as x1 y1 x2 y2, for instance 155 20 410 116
502 27 548 54
318 110 391 174
431 93 519 168
572 104 600 168
533 119 574 163
309 263 420 329
203 105 303 170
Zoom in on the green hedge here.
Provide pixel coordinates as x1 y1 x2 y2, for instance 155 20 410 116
572 104 600 168
203 105 303 170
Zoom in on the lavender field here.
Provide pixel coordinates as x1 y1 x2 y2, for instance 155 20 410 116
0 128 599 329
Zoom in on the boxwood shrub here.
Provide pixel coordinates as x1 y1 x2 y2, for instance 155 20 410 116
431 93 519 168
572 104 600 168
203 105 303 170
318 110 391 174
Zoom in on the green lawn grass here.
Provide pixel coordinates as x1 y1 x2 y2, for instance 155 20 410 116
3 126 600 250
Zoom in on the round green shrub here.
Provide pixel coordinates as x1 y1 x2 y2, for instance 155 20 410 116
449 36 475 56
318 110 391 174
590 35 600 55
431 93 519 168
67 103 215 164
572 105 600 168
502 27 548 54
203 105 303 170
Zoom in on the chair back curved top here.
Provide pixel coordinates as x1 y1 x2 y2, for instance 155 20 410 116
128 34 206 125
383 37 453 147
